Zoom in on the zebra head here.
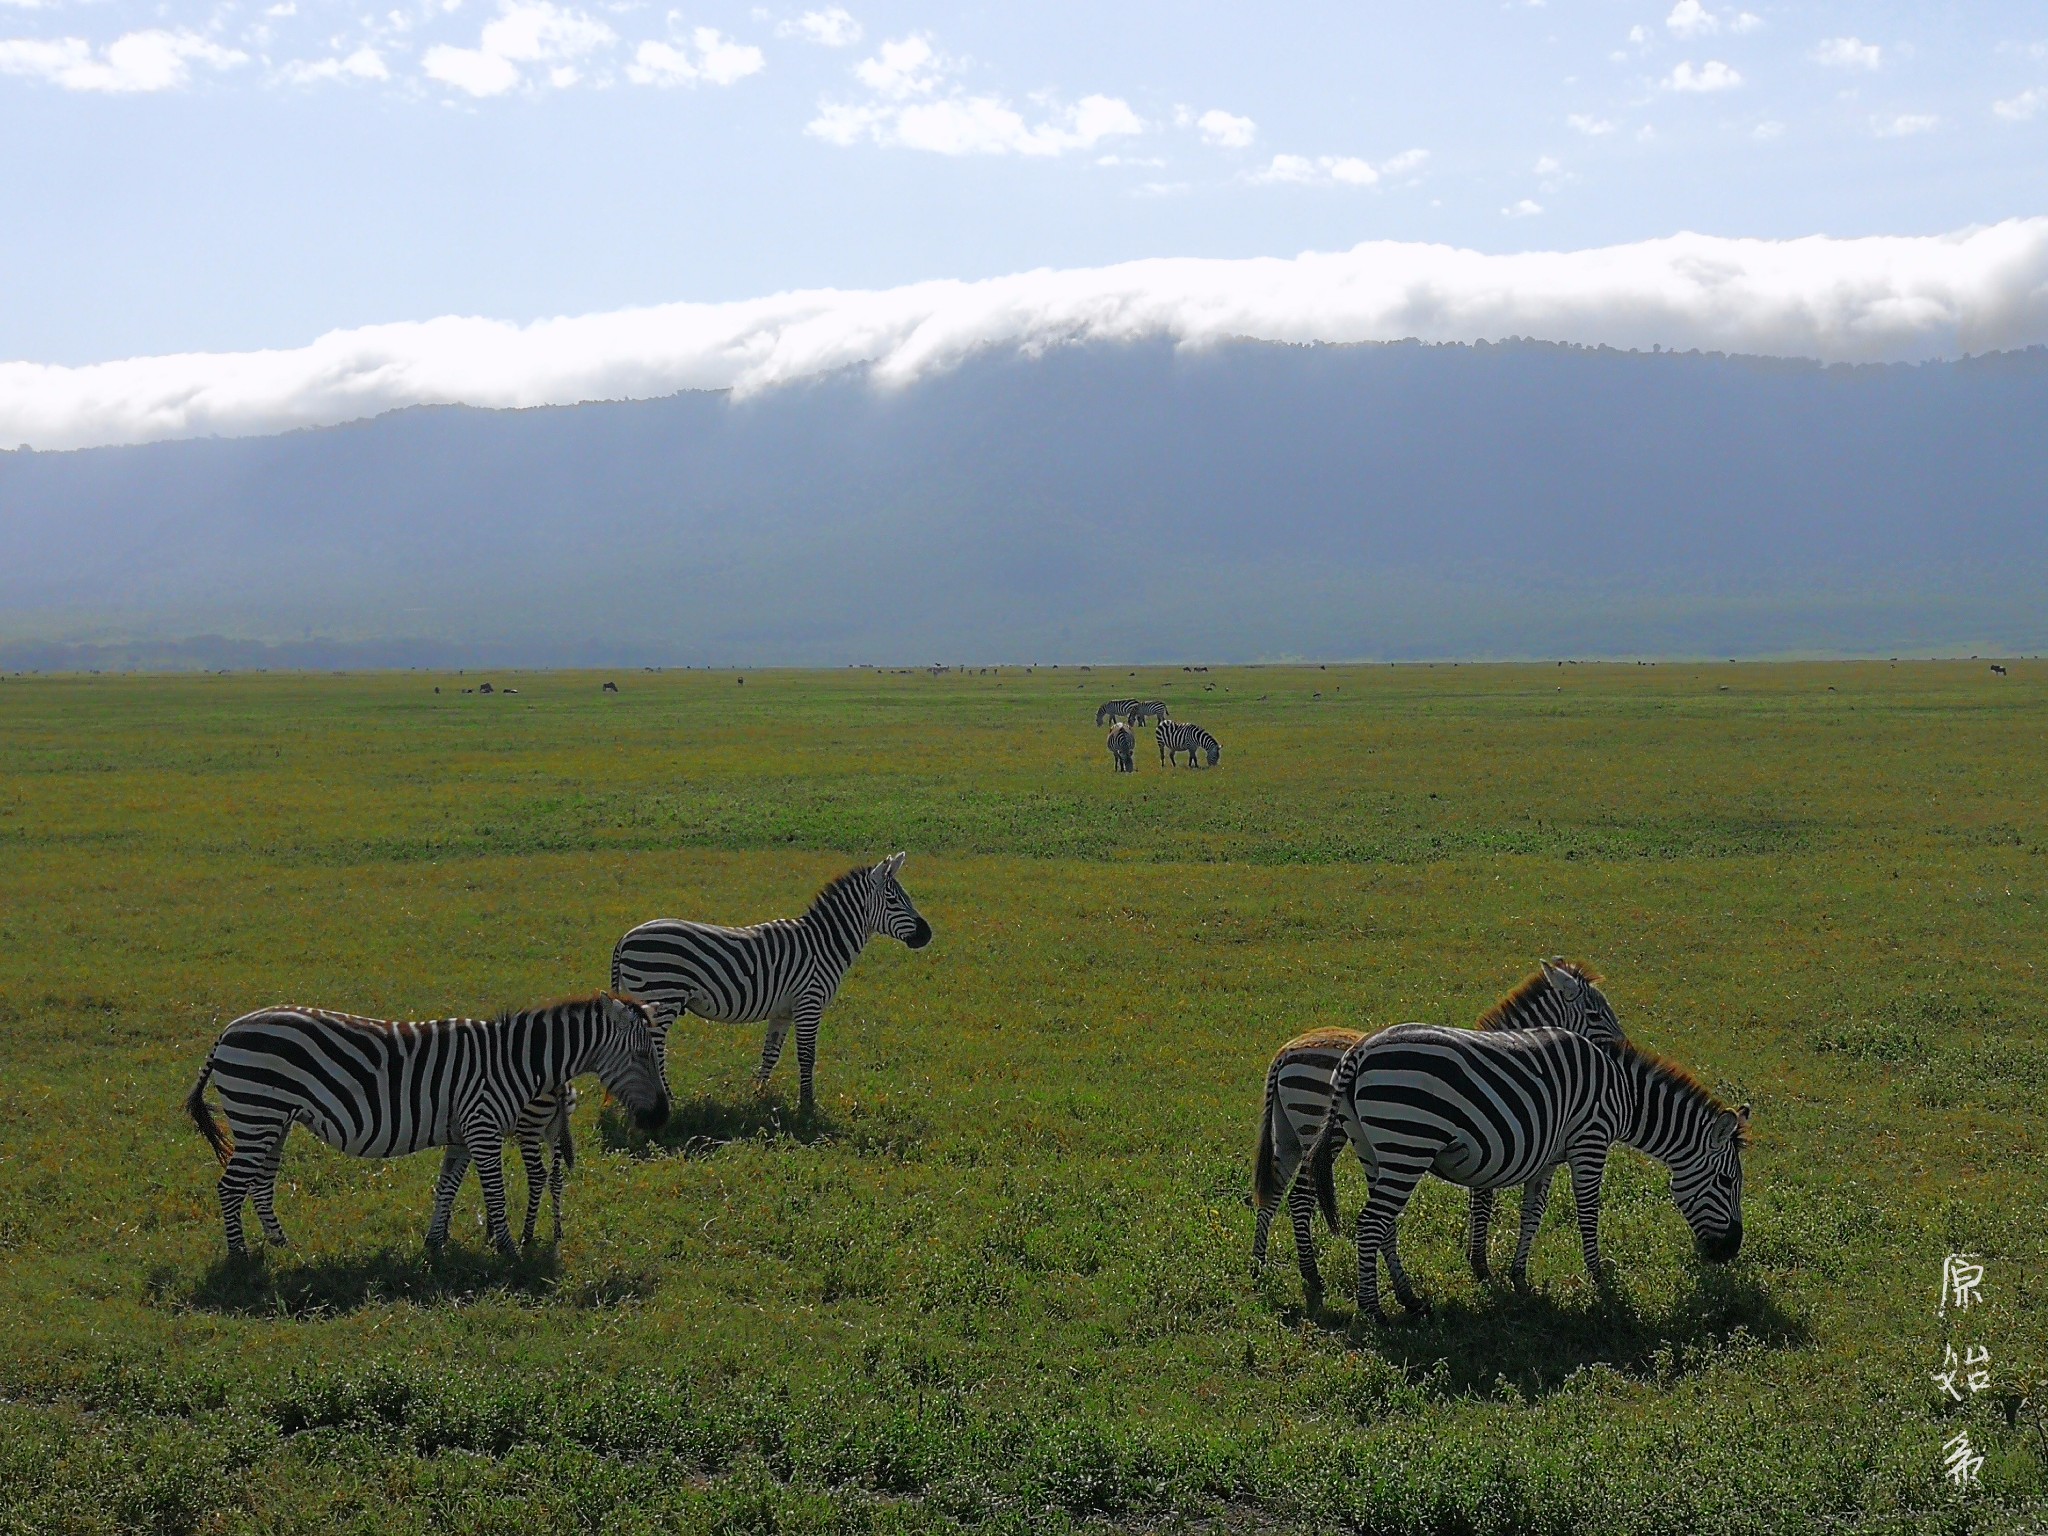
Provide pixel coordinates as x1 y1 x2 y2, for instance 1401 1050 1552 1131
1203 737 1220 767
1668 1100 1749 1263
595 994 671 1132
1537 957 1625 1048
869 852 934 950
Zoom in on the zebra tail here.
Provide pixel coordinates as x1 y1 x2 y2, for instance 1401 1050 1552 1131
1308 1049 1358 1233
185 1058 233 1166
1253 1059 1281 1214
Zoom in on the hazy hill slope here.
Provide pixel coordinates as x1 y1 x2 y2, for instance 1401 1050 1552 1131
3 337 2045 664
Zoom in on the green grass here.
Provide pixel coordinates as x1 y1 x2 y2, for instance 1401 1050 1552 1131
0 660 2044 1534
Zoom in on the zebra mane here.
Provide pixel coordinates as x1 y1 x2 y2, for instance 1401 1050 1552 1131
492 992 617 1027
809 865 877 913
1621 1040 1749 1144
1474 961 1601 1032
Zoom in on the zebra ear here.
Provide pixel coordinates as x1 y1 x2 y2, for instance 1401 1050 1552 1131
879 852 907 879
1710 1107 1743 1146
1540 957 1582 1000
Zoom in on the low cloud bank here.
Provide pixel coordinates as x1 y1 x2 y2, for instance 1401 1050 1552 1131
7 220 2048 451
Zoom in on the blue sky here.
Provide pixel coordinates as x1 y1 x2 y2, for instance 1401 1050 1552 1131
2 1 2044 369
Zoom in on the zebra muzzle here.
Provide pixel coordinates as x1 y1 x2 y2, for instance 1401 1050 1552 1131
1698 1223 1743 1264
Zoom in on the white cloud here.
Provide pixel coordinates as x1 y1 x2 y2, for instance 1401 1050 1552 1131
1752 118 1783 139
1567 113 1615 135
1813 36 1881 70
1873 112 1938 137
1665 59 1741 92
422 1 615 97
779 7 859 47
0 29 247 92
1534 155 1561 175
1252 149 1424 187
277 48 389 85
812 36 1140 156
1993 87 2045 121
1503 198 1544 217
627 28 763 87
1196 108 1255 148
1731 12 1762 33
15 221 2048 450
1667 2 1715 39
1627 25 1649 44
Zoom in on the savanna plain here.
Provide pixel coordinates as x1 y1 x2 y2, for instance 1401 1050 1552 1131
1 661 2043 1536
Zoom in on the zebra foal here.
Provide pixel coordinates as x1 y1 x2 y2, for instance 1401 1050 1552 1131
1310 1025 1748 1318
185 993 668 1259
607 852 933 1112
1156 719 1220 767
1252 959 1625 1303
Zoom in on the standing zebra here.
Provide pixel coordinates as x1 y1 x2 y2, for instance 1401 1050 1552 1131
1156 719 1220 767
1107 718 1136 772
1127 700 1169 727
184 993 668 1259
1310 1025 1748 1318
1252 959 1625 1303
1096 698 1143 726
607 853 933 1112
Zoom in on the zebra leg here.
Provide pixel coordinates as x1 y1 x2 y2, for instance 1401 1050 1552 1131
547 1147 568 1244
1381 1231 1426 1313
251 1123 292 1246
427 1144 471 1250
1509 1165 1557 1285
755 1012 791 1090
465 1124 520 1260
1286 1172 1324 1306
1567 1143 1610 1282
216 1124 285 1257
1351 1176 1420 1320
1466 1187 1496 1281
793 997 825 1112
516 1133 546 1248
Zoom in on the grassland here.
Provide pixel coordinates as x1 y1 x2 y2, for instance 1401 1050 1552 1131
0 660 2043 1535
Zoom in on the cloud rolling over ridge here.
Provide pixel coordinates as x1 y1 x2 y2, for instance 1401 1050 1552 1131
6 220 2048 451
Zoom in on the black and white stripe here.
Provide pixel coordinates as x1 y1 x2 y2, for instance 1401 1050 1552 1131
1156 719 1220 767
1251 959 1626 1302
1107 719 1135 772
185 993 669 1258
607 853 933 1111
1310 1025 1748 1317
1128 700 1169 727
1096 698 1143 726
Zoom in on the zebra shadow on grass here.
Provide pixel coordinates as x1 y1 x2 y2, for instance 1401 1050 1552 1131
1291 1264 1806 1399
153 1243 664 1319
598 1091 929 1162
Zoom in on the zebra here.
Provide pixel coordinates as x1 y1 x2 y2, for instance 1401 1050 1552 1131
1107 719 1135 772
606 853 933 1113
184 993 669 1260
1096 698 1142 726
1156 719 1220 767
1309 1025 1748 1318
1252 959 1626 1303
1128 700 1169 727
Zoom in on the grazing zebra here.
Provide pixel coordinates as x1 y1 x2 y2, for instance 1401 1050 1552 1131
1107 719 1135 772
185 993 669 1259
606 853 933 1112
1127 700 1169 727
1156 719 1220 767
1310 1025 1748 1318
1096 698 1142 726
1252 959 1626 1303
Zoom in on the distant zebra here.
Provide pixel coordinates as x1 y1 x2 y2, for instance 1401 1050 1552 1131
1127 700 1169 727
1156 719 1220 767
1107 719 1135 772
185 993 669 1259
1310 1026 1748 1317
1252 959 1626 1302
605 853 933 1112
1096 698 1142 726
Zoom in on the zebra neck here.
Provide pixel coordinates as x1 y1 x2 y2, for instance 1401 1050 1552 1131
800 879 871 975
508 1008 583 1090
1616 1057 1697 1166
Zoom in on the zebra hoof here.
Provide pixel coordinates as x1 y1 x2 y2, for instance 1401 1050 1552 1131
265 1233 291 1249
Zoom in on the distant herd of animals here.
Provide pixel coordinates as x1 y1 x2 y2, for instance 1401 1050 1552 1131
1096 698 1222 769
184 827 1748 1318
